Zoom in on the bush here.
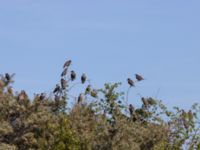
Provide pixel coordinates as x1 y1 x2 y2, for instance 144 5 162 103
0 61 200 150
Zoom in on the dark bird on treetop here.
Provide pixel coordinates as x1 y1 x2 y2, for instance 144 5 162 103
127 78 134 87
39 93 46 100
61 68 68 77
91 89 98 98
188 110 193 121
18 90 28 101
78 93 84 103
181 110 187 118
129 104 134 115
135 74 144 81
53 84 61 93
70 71 76 81
81 73 87 84
85 85 91 95
5 73 11 81
4 73 15 85
141 97 149 108
63 60 72 68
61 78 67 89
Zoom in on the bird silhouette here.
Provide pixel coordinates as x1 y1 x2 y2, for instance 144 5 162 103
61 68 68 77
53 84 61 94
81 73 86 84
5 73 11 81
61 78 67 89
135 74 144 81
78 93 84 103
18 90 28 101
181 110 187 118
90 89 98 98
188 110 193 121
70 71 76 81
141 97 149 108
85 85 91 95
39 93 46 100
127 78 134 87
129 104 134 115
63 60 72 68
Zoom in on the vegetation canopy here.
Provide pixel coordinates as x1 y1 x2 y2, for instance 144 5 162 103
0 60 200 150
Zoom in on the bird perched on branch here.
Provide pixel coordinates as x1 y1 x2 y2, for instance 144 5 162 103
5 73 11 81
53 84 61 94
78 93 84 103
61 78 67 89
91 89 98 98
181 110 187 118
129 104 134 115
18 90 28 101
61 68 68 77
63 60 72 68
3 73 15 85
39 93 46 100
135 74 144 81
188 110 193 121
141 97 149 108
127 78 134 87
70 71 76 81
81 73 87 84
85 85 91 95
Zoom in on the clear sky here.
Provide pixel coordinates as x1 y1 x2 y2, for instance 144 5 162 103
0 1 200 109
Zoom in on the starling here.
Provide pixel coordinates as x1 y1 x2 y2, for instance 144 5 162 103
78 93 84 103
18 90 28 101
39 93 46 100
53 84 61 93
5 73 11 82
181 110 187 118
91 89 98 98
60 78 67 89
141 97 149 108
129 104 134 115
63 60 72 68
147 97 156 105
70 71 76 81
127 78 134 87
135 74 144 81
81 73 87 84
61 68 68 77
18 93 25 101
85 85 91 95
188 110 193 121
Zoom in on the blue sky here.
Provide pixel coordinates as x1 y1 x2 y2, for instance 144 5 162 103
0 1 200 109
